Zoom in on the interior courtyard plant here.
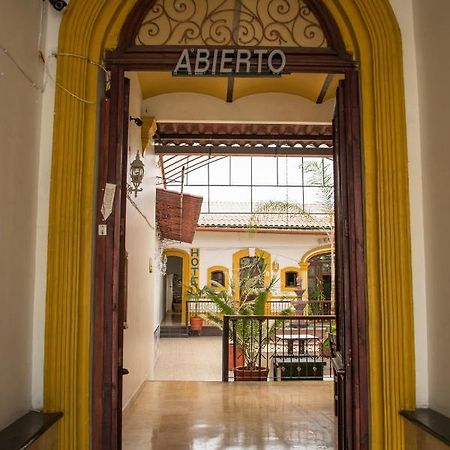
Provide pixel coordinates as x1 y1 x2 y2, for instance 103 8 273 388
188 257 293 379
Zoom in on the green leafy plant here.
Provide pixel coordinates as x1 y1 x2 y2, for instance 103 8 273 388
320 322 337 354
188 257 293 369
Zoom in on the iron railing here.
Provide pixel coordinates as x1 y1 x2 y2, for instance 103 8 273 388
222 315 336 382
186 299 333 325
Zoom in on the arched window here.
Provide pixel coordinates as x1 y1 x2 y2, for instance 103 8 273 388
308 253 332 300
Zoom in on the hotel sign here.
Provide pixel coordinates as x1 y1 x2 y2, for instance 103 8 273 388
173 48 287 77
190 248 200 287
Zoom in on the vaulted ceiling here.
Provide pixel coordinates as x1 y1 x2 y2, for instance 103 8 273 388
138 72 341 104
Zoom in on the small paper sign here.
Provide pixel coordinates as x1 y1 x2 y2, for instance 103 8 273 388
101 183 116 221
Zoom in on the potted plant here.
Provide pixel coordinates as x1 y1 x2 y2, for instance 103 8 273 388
320 322 336 357
196 257 293 380
187 286 205 335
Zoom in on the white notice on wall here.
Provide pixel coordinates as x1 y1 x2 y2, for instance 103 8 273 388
101 183 116 221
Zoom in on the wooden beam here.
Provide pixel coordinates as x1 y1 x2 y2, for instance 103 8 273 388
226 77 235 103
155 145 334 157
316 73 334 104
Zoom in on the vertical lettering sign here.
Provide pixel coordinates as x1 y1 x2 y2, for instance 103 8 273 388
173 48 287 77
190 248 200 287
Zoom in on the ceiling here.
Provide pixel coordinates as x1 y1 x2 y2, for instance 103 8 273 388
138 72 341 104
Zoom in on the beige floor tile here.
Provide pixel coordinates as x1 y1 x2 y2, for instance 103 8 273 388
123 381 336 450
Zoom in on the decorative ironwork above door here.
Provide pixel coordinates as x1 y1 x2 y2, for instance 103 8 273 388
136 0 327 48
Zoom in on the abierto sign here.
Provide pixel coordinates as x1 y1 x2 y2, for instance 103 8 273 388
173 48 287 77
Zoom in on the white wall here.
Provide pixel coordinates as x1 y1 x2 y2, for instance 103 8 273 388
31 4 62 411
142 92 334 123
122 74 160 408
171 230 326 295
0 0 48 429
411 0 450 417
389 0 429 408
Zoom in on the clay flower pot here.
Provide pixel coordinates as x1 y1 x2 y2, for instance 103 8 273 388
228 343 244 371
234 366 269 381
190 316 203 334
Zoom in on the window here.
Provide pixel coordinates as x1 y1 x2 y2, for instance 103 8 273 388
280 267 301 291
211 270 225 287
207 266 229 290
285 271 298 287
308 253 332 300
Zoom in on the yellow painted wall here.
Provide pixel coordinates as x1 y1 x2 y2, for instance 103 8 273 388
43 1 416 449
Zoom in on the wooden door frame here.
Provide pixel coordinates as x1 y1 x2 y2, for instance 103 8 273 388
92 62 369 450
93 2 368 449
92 69 130 450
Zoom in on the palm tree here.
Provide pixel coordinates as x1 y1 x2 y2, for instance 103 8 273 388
249 159 335 306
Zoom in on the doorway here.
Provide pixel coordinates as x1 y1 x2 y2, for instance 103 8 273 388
93 1 369 449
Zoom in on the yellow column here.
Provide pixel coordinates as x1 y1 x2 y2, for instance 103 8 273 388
299 262 310 300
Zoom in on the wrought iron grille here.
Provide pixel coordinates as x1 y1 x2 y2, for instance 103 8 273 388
137 0 328 48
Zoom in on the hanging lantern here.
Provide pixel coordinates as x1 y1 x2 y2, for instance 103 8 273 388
128 151 145 197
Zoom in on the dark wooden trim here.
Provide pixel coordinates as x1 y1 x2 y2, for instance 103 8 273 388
333 72 369 450
226 77 234 103
0 411 62 450
401 409 450 446
117 77 131 450
105 49 357 72
155 145 333 157
316 74 334 104
92 67 128 450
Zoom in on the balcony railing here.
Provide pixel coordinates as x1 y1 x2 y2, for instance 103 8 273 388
222 315 336 382
186 299 333 325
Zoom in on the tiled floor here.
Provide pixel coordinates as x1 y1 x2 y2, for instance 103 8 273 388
125 338 336 449
122 381 336 450
154 337 222 381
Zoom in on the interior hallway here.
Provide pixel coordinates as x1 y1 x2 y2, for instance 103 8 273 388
123 381 336 450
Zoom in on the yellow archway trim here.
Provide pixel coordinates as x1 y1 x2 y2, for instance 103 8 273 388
141 116 157 153
280 267 301 292
300 244 332 263
45 1 415 449
164 249 190 325
232 249 271 302
207 265 230 291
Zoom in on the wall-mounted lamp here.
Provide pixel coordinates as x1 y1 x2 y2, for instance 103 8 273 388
130 116 143 127
128 151 145 197
48 0 68 11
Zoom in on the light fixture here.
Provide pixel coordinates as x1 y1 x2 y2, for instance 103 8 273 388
130 116 143 127
128 151 145 197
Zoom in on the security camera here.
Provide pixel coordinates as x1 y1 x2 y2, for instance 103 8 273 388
49 0 68 12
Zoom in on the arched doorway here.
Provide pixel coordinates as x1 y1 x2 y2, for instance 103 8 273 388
99 1 366 444
44 1 415 449
162 249 190 325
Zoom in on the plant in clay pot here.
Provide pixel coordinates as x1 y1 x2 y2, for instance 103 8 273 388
194 257 293 380
319 322 337 357
186 286 205 334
